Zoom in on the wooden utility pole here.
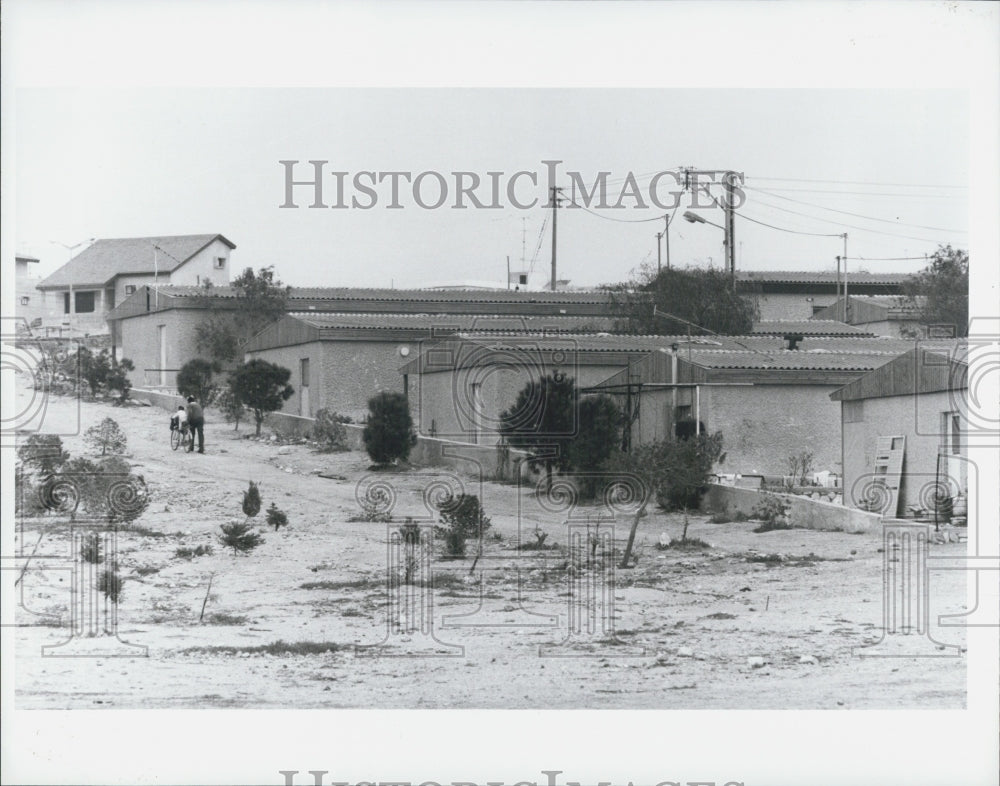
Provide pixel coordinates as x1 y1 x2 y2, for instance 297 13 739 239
550 186 562 291
723 172 737 289
842 233 849 322
656 231 663 274
664 214 671 269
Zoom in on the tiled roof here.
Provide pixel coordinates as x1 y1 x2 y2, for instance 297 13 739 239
679 348 905 372
37 234 235 289
156 285 613 304
750 319 871 337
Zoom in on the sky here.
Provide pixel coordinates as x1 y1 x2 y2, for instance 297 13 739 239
15 88 969 289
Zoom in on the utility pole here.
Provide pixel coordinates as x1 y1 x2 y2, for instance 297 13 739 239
664 214 671 270
506 255 511 291
550 186 562 292
841 233 849 322
723 172 737 289
656 231 663 274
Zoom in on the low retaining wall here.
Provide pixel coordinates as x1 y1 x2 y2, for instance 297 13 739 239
131 387 187 412
702 483 883 534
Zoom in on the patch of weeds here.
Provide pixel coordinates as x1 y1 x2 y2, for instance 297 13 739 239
516 529 558 551
300 577 381 591
753 520 796 534
703 612 738 620
182 640 340 656
746 553 785 565
341 608 365 618
134 565 160 577
175 544 214 560
750 493 791 531
708 512 732 524
97 569 124 602
661 537 712 550
122 525 171 539
731 510 749 522
203 612 250 625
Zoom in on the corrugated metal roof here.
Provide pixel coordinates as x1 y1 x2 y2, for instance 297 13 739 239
157 285 613 304
288 312 617 332
736 270 911 285
750 319 871 337
37 235 236 290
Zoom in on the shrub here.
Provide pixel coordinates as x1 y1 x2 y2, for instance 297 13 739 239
80 534 104 564
215 387 247 431
622 432 724 512
436 493 490 559
751 493 792 532
266 502 288 531
313 408 351 452
363 391 416 465
567 395 623 497
242 480 262 519
175 544 214 559
97 569 124 603
228 359 295 436
84 417 127 456
219 520 264 555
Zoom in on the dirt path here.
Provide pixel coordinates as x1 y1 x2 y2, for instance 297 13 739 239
12 384 967 709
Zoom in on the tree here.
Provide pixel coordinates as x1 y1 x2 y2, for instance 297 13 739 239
84 417 128 456
363 391 416 465
499 373 577 487
177 358 221 405
567 394 623 497
215 386 247 431
625 431 725 511
607 266 759 336
242 480 262 519
194 267 291 365
228 360 294 436
266 502 289 531
17 434 69 475
902 245 969 336
74 348 134 402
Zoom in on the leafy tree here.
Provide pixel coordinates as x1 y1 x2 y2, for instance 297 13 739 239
98 569 125 603
177 358 221 406
215 386 247 431
84 417 128 456
228 360 294 436
567 395 624 497
607 266 759 335
362 391 416 465
74 348 134 402
902 245 969 336
17 434 69 475
623 431 725 511
194 267 291 364
499 373 577 487
54 455 148 525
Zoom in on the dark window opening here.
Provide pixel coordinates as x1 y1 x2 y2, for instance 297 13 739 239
63 292 71 314
518 274 528 285
74 291 96 313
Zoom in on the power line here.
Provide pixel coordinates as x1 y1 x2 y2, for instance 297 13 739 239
741 185 959 199
736 211 843 238
749 175 966 189
526 215 548 276
746 185 967 233
568 202 669 224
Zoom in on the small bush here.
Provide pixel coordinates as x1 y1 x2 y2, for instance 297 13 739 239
440 526 467 559
219 520 264 555
516 528 557 551
436 493 491 560
175 544 214 559
266 502 289 531
353 498 392 523
17 434 69 474
242 480 262 519
751 493 791 532
708 511 731 524
84 417 128 456
731 509 749 522
80 534 103 564
363 391 416 465
98 569 124 603
313 408 351 452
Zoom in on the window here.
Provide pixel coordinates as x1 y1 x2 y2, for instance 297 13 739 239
20 296 30 306
124 284 136 295
300 358 310 388
518 274 528 285
64 292 71 314
214 257 226 269
812 305 827 315
943 412 962 455
74 291 96 313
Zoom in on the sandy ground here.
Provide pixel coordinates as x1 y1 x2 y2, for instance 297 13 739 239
11 384 967 709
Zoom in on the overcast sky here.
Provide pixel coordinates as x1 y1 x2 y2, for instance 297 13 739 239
15 88 968 289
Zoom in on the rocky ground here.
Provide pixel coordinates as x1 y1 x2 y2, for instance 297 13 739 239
11 383 967 709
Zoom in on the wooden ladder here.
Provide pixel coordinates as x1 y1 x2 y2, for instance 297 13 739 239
873 435 906 517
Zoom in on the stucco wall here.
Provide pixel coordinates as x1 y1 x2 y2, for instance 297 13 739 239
702 484 883 533
169 238 233 287
630 383 844 476
754 293 839 321
841 390 967 514
119 308 208 390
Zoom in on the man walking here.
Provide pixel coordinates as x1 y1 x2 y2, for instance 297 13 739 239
186 395 205 454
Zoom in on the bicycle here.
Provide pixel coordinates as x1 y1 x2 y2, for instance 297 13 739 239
170 424 193 452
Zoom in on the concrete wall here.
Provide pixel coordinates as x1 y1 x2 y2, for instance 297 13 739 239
169 237 233 287
411 362 625 445
119 308 209 390
630 383 844 476
754 292 839 321
702 483 883 533
248 338 414 422
841 389 968 514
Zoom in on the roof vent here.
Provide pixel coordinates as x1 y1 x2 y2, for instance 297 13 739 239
783 333 804 351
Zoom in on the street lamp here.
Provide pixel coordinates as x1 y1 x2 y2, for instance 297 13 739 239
48 238 95 333
682 212 734 288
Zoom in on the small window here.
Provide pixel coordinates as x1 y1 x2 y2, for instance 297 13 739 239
20 296 30 306
74 291 96 313
518 274 528 285
124 284 136 295
811 305 826 315
214 257 226 269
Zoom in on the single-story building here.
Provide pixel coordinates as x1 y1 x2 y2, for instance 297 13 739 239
590 335 916 476
107 285 622 396
831 343 967 515
35 234 236 336
736 270 912 321
811 295 927 338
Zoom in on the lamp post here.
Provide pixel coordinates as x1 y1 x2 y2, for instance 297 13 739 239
48 238 95 334
683 211 733 289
